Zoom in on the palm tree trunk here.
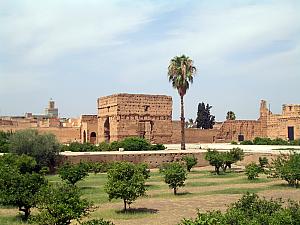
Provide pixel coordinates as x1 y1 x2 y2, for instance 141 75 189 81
180 95 186 150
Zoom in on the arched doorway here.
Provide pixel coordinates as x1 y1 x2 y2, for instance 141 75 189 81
90 132 97 144
104 117 110 143
83 130 87 143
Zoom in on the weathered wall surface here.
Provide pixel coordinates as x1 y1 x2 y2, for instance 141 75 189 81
171 121 219 143
0 123 80 143
97 94 173 144
60 151 278 169
216 120 262 142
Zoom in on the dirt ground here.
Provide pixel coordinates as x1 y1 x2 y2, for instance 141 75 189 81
94 168 300 225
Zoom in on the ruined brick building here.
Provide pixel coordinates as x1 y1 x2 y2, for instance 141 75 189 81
0 95 299 144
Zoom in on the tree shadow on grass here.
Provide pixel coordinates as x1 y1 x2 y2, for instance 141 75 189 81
175 191 192 196
115 207 159 214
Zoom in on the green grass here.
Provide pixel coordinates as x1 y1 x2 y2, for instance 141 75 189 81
91 207 158 220
0 216 29 225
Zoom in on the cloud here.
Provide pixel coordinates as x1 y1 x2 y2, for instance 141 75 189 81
0 0 168 64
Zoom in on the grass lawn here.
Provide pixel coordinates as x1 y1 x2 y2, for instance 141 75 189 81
0 166 298 225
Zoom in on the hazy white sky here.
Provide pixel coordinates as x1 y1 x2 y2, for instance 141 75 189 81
0 0 299 121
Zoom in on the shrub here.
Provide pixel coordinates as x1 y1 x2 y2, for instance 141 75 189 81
149 143 166 150
230 140 238 145
160 162 187 195
182 155 198 172
120 137 151 151
253 137 272 145
81 219 115 225
0 131 12 153
259 156 269 169
97 142 110 151
0 154 47 220
178 193 300 225
109 141 121 151
10 129 60 172
245 162 260 180
240 140 253 145
58 162 89 185
105 162 146 211
269 151 300 187
33 183 91 225
205 149 224 175
65 142 98 152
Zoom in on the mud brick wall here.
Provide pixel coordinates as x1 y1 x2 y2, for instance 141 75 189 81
97 94 173 144
171 121 219 143
60 151 280 169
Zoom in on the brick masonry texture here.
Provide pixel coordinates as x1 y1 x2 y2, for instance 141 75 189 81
1 95 300 144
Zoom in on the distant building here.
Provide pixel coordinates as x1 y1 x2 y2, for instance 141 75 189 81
45 99 58 118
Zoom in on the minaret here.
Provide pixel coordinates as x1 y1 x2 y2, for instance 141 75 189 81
259 100 268 137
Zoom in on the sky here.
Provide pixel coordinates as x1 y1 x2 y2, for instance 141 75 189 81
0 0 299 121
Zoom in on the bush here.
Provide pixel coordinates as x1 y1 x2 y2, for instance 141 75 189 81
119 137 151 151
0 131 12 153
245 162 260 180
149 143 166 150
58 162 89 185
109 141 121 151
182 155 198 172
64 142 98 152
240 140 253 145
33 183 91 225
81 219 115 225
160 162 187 195
178 193 300 225
230 141 238 145
105 162 146 211
259 156 269 169
269 151 300 187
97 142 110 151
0 154 47 220
10 129 60 172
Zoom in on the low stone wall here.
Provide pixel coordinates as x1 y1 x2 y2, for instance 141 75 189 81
60 150 278 169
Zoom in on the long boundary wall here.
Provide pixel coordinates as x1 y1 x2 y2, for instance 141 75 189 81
60 150 278 169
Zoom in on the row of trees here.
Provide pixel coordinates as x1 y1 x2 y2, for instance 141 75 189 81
0 154 113 224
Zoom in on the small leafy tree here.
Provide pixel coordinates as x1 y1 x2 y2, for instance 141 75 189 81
160 162 187 195
58 162 89 185
105 162 146 211
269 151 300 187
33 183 91 225
223 148 244 171
259 156 269 170
0 154 47 220
245 162 260 180
182 155 198 172
10 129 60 172
205 149 224 175
226 111 236 120
196 102 215 129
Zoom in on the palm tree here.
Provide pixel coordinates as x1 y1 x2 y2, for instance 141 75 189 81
168 55 197 150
